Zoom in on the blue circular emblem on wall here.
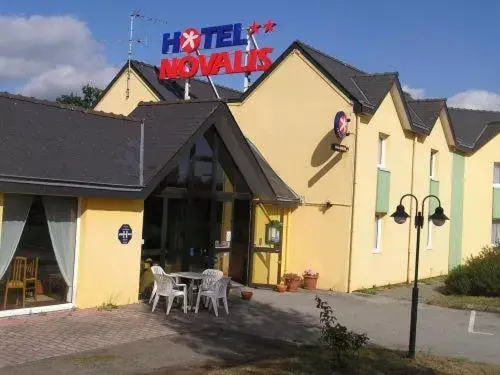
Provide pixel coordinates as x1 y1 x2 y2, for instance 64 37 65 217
118 224 133 244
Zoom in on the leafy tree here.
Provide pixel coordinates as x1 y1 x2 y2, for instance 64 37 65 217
403 91 414 101
56 84 102 109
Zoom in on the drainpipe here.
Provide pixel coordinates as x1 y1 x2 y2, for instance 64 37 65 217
346 112 360 292
284 209 292 275
406 135 417 283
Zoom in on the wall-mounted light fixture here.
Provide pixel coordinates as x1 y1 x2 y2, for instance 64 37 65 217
265 220 282 245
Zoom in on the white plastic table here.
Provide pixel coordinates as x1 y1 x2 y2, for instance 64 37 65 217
170 272 205 310
170 272 232 311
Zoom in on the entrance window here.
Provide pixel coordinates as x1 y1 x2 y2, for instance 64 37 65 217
0 195 77 311
141 128 253 288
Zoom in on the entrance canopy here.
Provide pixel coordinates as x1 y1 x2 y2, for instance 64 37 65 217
131 100 299 203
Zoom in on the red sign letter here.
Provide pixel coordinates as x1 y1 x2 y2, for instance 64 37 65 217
159 58 180 79
256 47 273 71
177 55 200 78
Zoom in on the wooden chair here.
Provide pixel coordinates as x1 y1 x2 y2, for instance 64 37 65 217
25 258 39 304
2 257 27 310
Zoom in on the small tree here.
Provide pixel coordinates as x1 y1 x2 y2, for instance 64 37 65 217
315 295 368 367
56 84 102 109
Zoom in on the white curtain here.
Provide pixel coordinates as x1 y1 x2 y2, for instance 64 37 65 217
0 194 33 280
43 196 78 302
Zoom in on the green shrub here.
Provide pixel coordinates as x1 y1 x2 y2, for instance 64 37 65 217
315 296 368 367
445 246 500 296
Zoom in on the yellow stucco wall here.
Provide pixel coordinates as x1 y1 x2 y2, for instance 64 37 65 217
230 50 354 291
94 68 160 115
411 115 452 279
75 198 144 308
349 89 414 290
462 135 500 259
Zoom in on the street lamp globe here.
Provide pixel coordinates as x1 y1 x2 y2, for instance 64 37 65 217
391 204 410 224
429 206 449 227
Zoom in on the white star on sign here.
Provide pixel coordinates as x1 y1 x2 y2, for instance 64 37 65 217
182 30 199 50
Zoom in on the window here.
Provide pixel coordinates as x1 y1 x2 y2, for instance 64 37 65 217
493 163 500 186
492 220 500 245
374 215 382 253
427 222 433 249
430 150 438 179
377 134 387 168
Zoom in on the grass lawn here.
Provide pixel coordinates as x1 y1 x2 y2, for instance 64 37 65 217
355 276 500 313
427 294 500 313
185 345 500 375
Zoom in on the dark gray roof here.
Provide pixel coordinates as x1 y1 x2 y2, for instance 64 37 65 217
131 100 299 203
131 100 221 184
247 140 300 202
245 41 397 115
448 108 500 151
0 92 142 195
407 99 445 134
130 60 241 100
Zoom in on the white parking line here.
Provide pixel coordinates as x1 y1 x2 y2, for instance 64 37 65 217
468 310 494 336
468 310 476 333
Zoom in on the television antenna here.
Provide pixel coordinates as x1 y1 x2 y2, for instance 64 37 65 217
126 10 168 99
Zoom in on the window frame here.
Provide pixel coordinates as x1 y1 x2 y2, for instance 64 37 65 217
492 220 500 245
377 135 387 169
426 221 433 250
493 163 500 187
430 150 438 180
374 215 382 253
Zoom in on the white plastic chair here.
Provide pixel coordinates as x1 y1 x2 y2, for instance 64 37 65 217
195 277 230 317
148 265 166 304
200 269 223 291
151 274 187 315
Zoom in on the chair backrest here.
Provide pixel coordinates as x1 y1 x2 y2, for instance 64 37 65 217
26 258 38 279
8 257 27 283
153 273 176 295
150 265 167 276
201 269 223 290
215 277 231 298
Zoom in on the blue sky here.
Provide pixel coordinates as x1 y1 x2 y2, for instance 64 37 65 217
2 0 499 108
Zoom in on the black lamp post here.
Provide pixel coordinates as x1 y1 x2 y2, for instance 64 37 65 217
390 194 449 359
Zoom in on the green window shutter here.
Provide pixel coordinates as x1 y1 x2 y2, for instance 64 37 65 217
449 153 464 270
429 179 440 215
376 169 391 214
493 187 500 220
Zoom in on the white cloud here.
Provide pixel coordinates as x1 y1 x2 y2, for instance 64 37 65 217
0 15 118 99
402 84 425 100
448 90 500 111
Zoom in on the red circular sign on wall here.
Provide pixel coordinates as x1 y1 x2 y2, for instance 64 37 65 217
180 28 202 53
334 111 349 140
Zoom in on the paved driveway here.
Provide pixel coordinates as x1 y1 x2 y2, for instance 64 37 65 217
0 288 499 373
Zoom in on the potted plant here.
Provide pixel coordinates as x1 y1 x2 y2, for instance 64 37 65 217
241 289 253 300
284 273 302 292
275 283 287 293
303 268 319 290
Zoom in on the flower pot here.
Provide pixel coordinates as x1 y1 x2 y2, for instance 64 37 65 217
303 275 319 290
241 291 253 300
286 278 302 292
275 284 287 293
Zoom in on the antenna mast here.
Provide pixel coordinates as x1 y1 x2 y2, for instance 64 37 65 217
126 10 140 99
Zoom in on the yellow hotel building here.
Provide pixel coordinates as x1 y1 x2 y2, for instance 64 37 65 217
1 40 499 315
